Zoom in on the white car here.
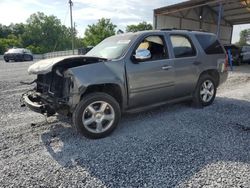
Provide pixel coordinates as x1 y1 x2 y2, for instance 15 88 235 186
241 46 250 63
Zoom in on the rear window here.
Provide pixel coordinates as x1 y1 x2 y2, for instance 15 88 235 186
195 34 224 54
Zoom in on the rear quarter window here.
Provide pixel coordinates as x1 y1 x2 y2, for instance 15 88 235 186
195 34 224 54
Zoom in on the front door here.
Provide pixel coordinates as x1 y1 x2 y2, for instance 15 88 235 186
126 34 175 108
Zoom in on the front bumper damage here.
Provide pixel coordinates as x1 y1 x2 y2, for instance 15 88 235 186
21 90 72 117
21 91 56 116
20 69 82 117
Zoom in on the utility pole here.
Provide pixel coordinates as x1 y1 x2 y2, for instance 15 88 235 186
217 2 223 38
69 0 74 55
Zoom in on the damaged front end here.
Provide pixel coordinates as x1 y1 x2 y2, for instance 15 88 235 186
21 71 72 116
21 55 106 117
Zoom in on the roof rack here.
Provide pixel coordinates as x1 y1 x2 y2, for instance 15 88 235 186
160 28 206 32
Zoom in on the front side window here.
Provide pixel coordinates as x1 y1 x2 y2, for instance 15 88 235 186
135 35 168 61
170 35 196 58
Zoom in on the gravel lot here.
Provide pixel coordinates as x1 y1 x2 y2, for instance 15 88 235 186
0 60 250 187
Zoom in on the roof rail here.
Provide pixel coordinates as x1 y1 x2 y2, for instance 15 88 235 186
160 28 206 32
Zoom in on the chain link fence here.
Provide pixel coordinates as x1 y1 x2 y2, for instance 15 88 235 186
43 50 78 59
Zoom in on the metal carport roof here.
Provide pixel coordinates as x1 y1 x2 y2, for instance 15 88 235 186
153 0 250 44
154 0 250 25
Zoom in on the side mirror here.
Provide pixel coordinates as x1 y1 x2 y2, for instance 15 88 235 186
134 49 151 61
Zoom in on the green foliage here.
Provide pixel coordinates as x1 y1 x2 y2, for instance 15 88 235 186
236 29 250 47
83 18 116 47
26 45 43 54
0 24 12 38
22 12 72 54
126 21 153 32
0 12 73 54
0 37 21 54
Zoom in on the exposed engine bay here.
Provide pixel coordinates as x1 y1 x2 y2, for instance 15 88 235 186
21 56 107 116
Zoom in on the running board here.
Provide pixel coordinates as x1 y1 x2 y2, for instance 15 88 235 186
125 95 192 114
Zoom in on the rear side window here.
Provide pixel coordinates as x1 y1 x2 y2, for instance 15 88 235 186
195 34 224 54
170 35 196 58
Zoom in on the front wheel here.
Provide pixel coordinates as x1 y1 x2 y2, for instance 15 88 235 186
73 92 121 139
193 75 217 107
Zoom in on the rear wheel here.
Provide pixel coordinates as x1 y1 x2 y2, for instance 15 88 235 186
73 92 121 139
193 74 217 107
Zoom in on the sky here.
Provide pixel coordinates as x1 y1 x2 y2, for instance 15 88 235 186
0 0 249 43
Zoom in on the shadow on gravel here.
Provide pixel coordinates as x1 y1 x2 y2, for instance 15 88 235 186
41 97 250 187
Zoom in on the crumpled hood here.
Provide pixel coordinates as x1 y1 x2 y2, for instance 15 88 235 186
28 55 105 75
28 56 76 75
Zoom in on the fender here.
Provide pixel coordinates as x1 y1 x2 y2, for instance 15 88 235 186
64 61 127 110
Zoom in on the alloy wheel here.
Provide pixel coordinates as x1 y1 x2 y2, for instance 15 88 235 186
82 101 115 134
200 80 215 103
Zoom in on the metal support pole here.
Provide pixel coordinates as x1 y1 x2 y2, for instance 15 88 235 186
216 2 223 38
199 7 203 30
69 0 74 55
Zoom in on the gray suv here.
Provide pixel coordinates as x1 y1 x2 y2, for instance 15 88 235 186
22 30 228 139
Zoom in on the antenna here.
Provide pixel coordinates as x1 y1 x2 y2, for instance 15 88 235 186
69 0 74 55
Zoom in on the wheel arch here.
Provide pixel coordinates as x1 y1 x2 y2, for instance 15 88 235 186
80 83 124 110
198 69 220 87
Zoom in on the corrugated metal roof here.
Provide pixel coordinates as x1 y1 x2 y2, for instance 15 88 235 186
154 0 250 25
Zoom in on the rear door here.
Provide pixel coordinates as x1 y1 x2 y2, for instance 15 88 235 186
168 34 200 97
125 33 175 108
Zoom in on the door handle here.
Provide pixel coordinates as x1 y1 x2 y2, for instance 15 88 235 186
162 65 173 70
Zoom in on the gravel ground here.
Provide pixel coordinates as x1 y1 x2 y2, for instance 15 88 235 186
0 60 249 188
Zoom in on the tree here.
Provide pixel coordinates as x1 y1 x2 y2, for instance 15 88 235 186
0 24 12 38
126 21 153 33
0 37 21 54
0 26 23 54
22 12 72 53
0 12 79 54
83 18 116 47
236 29 250 47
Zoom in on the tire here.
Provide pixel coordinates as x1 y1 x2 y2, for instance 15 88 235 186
4 58 9 62
192 74 217 107
73 92 121 139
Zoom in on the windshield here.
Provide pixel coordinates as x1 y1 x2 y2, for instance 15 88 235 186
86 34 135 60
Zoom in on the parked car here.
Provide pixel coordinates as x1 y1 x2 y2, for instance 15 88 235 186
4 48 33 62
21 29 228 139
223 44 241 66
240 45 250 63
